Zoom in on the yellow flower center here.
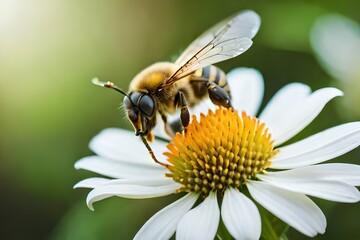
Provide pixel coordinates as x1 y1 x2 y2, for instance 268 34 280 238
164 107 278 194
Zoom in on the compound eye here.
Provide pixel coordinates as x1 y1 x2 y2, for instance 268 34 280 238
130 92 142 104
123 96 132 109
139 95 155 117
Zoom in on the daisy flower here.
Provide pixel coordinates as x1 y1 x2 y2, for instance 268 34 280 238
75 68 360 239
310 14 360 117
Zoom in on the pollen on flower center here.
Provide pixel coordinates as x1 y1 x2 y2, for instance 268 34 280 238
164 107 278 194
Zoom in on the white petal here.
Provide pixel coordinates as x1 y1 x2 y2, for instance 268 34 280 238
74 177 110 189
259 174 360 203
99 177 175 186
311 14 360 82
259 84 343 145
271 122 360 169
189 98 216 120
248 181 326 237
266 163 360 186
176 191 220 240
134 193 199 240
260 83 311 123
86 179 180 210
89 128 168 166
75 156 167 179
221 188 261 240
227 67 264 116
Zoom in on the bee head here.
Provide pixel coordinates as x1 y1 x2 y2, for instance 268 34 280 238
91 78 156 137
123 91 156 136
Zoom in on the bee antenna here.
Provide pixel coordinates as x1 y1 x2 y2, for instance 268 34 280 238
92 78 129 98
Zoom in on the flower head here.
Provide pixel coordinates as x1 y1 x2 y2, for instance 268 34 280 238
311 14 360 117
166 108 277 194
75 68 360 239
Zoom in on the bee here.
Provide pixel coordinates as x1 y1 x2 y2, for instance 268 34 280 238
93 10 260 166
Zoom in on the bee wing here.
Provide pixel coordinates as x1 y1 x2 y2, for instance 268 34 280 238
165 10 260 85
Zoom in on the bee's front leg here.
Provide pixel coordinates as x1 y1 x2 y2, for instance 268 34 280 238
175 91 190 132
207 82 233 109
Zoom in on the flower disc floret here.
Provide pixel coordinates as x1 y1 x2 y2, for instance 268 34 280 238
165 107 278 194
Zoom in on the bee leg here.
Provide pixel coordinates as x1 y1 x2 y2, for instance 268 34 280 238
207 82 233 110
140 135 169 168
175 91 190 132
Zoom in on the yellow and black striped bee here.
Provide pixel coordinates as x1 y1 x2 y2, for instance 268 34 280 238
93 10 260 165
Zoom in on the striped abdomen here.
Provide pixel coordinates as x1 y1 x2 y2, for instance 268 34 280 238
184 65 230 106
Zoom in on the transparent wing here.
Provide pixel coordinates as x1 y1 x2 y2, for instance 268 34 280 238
166 10 260 85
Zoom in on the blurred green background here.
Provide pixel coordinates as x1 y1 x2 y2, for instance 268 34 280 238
0 0 359 239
